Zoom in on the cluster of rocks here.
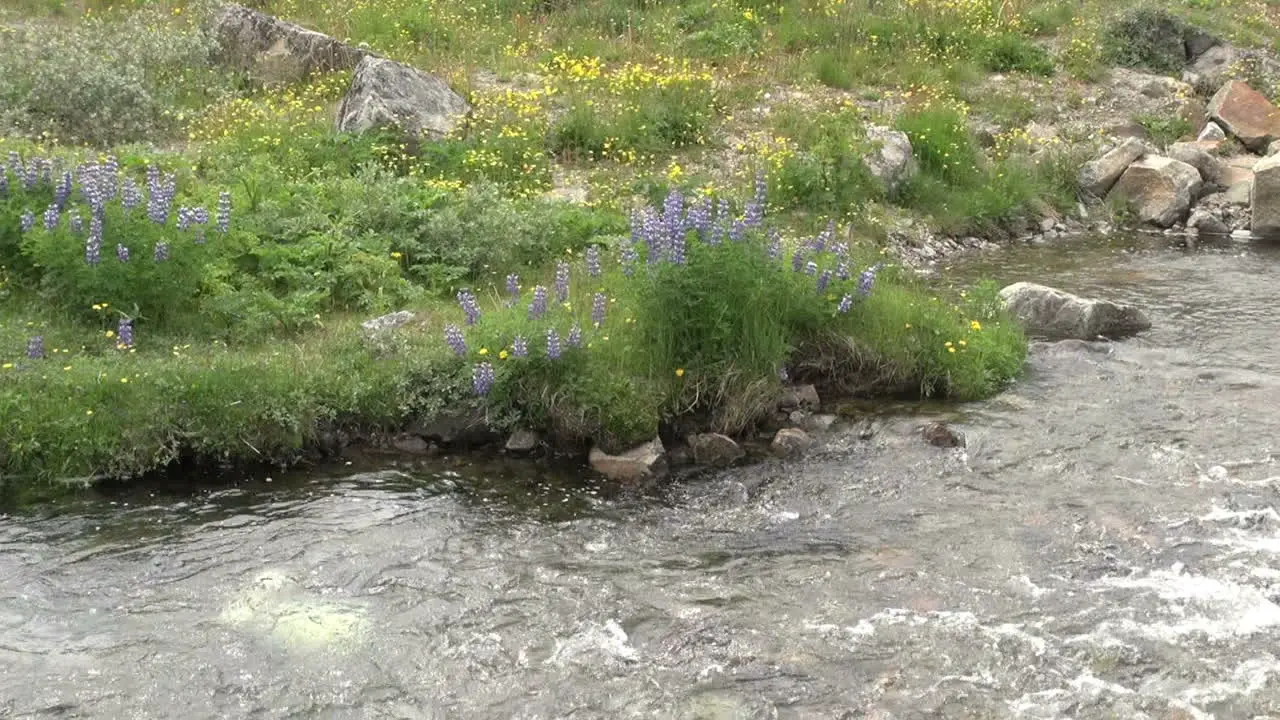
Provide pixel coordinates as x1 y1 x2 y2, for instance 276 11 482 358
210 4 471 140
586 384 837 484
1078 75 1280 239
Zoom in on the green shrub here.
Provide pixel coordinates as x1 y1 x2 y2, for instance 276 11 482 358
0 6 227 145
895 104 983 186
1102 7 1193 74
765 108 883 215
980 34 1055 76
1136 114 1193 147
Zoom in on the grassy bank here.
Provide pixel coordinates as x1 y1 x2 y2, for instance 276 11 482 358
4 0 1277 485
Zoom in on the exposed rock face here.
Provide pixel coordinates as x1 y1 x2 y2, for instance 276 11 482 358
863 125 917 192
1187 45 1280 96
1078 138 1148 197
689 433 745 467
337 56 470 139
770 428 813 457
1208 80 1280 152
211 4 371 84
588 438 668 483
999 282 1152 340
1109 68 1193 101
1108 155 1202 227
1252 153 1280 239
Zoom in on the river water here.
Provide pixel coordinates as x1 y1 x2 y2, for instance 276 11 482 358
4 234 1280 719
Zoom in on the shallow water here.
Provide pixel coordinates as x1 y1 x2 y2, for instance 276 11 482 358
5 234 1280 719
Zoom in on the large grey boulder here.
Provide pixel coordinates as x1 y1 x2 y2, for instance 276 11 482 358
1251 153 1280 239
1208 80 1280 152
337 56 470 139
689 433 745 467
1167 141 1227 190
211 4 371 84
1108 155 1202 227
1078 138 1148 198
999 282 1152 340
589 438 668 483
862 126 917 192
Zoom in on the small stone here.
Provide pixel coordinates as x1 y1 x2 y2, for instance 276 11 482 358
1197 121 1227 142
771 428 813 457
589 438 668 483
862 125 917 192
1187 209 1230 235
778 384 821 412
504 430 540 453
689 433 745 467
922 422 965 448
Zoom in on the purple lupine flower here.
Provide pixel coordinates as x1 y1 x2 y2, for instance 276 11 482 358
505 273 520 305
804 261 818 276
620 246 638 277
26 336 44 359
832 241 849 258
837 294 853 314
791 251 805 272
42 203 59 231
743 171 767 228
102 156 119 200
20 210 35 232
117 319 134 349
591 292 607 328
192 207 209 226
858 263 883 297
661 189 684 234
39 158 52 186
641 209 665 265
585 245 601 277
0 170 7 197
811 220 834 253
837 262 851 281
121 177 142 210
715 197 731 223
669 229 686 265
69 212 83 234
456 289 481 325
54 171 72 209
85 214 103 266
217 191 231 233
767 229 782 260
709 220 726 245
444 323 467 356
153 242 170 262
177 207 193 231
553 260 571 302
472 362 495 396
23 161 39 190
567 323 583 348
528 285 549 320
6 151 19 178
685 195 713 238
546 328 561 360
817 270 832 293
729 219 745 242
116 244 130 263
512 334 528 358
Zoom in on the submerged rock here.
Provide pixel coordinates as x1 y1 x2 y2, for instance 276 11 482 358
337 56 470 140
1078 137 1148 198
771 428 813 457
778 384 821 413
862 125 917 192
210 4 370 84
922 422 965 448
1108 155 1202 227
999 282 1152 340
1252 153 1280 238
219 570 367 651
1208 80 1280 152
589 438 668 483
689 433 745 467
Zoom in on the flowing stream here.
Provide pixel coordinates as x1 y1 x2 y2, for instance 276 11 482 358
4 234 1280 719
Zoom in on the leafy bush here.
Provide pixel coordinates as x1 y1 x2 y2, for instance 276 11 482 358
980 34 1054 76
0 6 227 145
1136 114 1193 147
1102 7 1193 74
764 108 883 215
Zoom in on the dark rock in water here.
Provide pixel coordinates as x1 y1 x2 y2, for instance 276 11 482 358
778 384 821 412
999 282 1152 340
392 434 433 455
210 4 371 84
589 438 668 483
337 56 470 140
922 422 965 448
689 433 745 468
407 407 495 447
504 430 540 454
771 428 813 457
666 443 694 468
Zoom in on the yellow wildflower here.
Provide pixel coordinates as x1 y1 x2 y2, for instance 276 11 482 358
970 320 982 331
675 368 685 377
